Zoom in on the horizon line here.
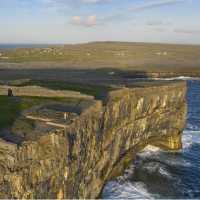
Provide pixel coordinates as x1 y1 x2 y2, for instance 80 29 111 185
0 40 200 47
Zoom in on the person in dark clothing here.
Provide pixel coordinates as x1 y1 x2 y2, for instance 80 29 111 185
8 88 13 97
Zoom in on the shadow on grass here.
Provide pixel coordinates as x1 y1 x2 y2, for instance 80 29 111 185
0 96 77 144
0 68 151 100
0 96 24 144
0 96 21 129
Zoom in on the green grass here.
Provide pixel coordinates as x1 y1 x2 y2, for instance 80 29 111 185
0 95 75 130
12 80 113 99
0 79 113 130
0 96 20 129
1 42 200 69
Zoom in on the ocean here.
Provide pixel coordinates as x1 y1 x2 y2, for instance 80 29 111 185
102 80 200 199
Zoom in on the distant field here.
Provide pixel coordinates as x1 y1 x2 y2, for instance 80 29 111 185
0 42 200 82
0 42 199 71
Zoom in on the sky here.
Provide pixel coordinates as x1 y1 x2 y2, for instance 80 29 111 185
0 0 200 44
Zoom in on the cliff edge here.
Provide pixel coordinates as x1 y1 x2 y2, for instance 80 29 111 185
0 81 187 199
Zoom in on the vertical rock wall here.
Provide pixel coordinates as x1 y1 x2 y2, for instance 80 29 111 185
0 82 187 199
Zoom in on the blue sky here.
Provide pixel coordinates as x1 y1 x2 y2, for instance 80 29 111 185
0 0 199 44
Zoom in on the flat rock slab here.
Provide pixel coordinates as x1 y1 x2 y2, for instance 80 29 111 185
0 85 94 100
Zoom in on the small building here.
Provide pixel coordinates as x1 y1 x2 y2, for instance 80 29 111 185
156 52 161 56
163 51 168 56
86 53 91 56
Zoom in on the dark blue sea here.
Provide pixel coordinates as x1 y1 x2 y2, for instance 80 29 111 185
102 80 200 199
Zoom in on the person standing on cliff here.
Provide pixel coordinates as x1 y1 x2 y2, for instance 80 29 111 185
8 88 13 97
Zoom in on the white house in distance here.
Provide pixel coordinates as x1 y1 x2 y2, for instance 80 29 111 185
156 51 168 56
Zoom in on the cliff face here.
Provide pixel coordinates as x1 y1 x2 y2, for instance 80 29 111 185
0 82 187 199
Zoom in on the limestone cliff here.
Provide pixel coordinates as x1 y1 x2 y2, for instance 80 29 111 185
0 81 187 199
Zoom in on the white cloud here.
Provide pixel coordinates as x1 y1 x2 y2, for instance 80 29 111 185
42 0 109 6
85 15 97 26
129 0 190 11
146 20 172 27
71 16 81 25
71 15 97 27
81 0 105 3
98 0 189 25
146 20 164 26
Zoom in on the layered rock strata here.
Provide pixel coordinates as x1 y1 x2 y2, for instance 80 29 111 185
0 81 187 199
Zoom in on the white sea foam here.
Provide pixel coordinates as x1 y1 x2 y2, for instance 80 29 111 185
184 130 200 135
102 180 155 199
103 130 199 199
137 145 162 159
127 76 200 81
182 133 193 149
139 145 191 168
152 76 196 81
158 166 173 178
163 155 192 168
183 130 200 149
186 123 200 131
102 139 192 199
142 145 161 152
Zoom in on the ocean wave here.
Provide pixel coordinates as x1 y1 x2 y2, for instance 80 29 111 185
139 161 173 179
186 123 200 131
142 145 161 152
183 130 200 149
127 76 200 81
136 145 162 159
184 130 200 135
102 180 154 199
158 166 172 178
152 76 200 81
137 144 191 168
182 132 193 149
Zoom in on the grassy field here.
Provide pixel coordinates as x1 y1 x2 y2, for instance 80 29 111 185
4 79 113 99
0 96 21 129
0 42 200 72
0 95 77 130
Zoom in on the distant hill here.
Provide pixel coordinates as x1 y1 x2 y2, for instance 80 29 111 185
0 41 200 76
